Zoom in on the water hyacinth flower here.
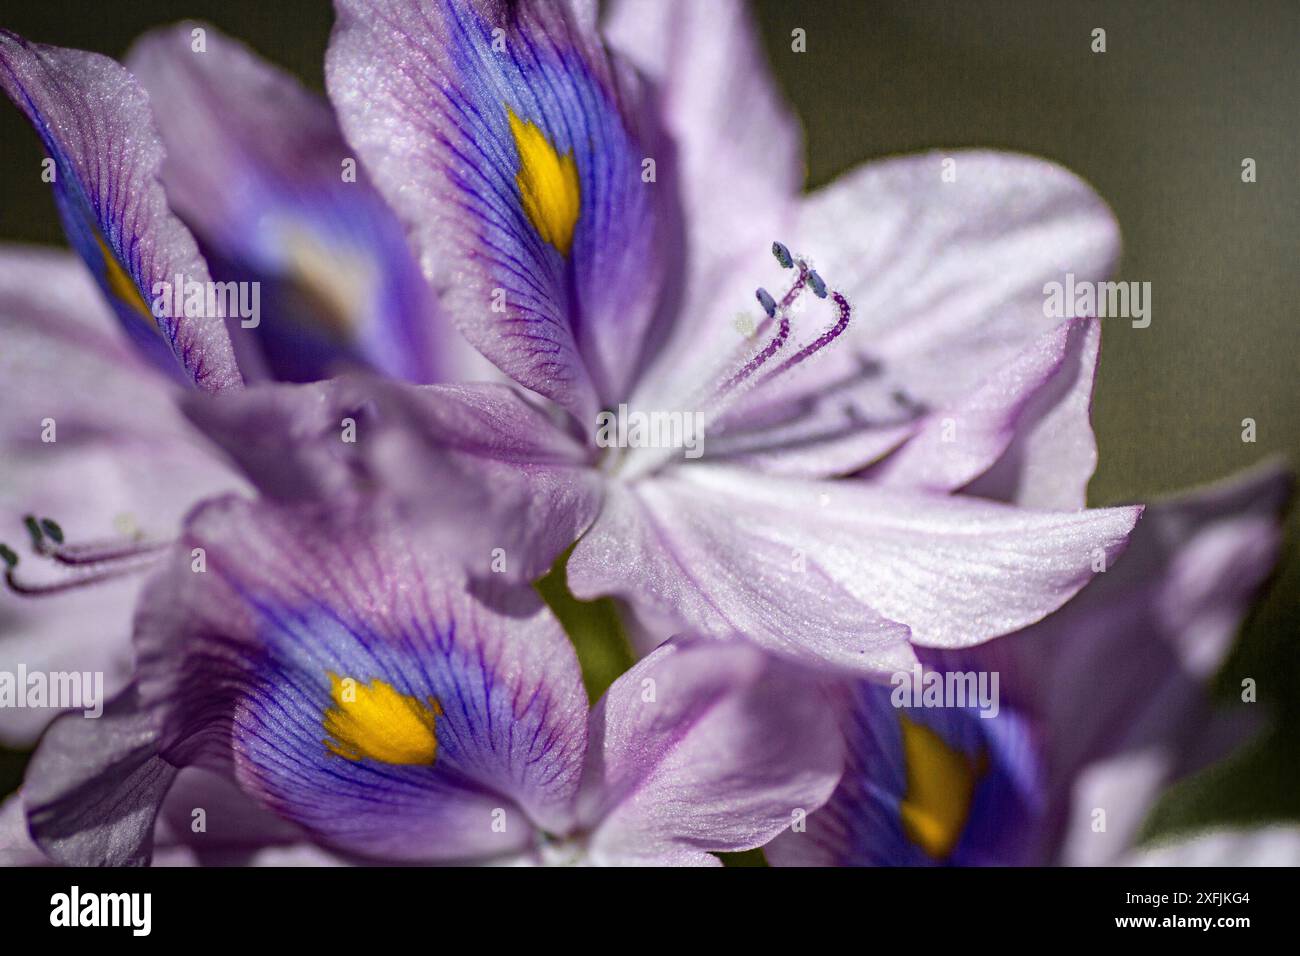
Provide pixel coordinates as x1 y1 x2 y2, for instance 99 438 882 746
0 0 1142 681
0 251 507 748
122 22 485 385
0 0 1287 874
20 496 842 866
0 29 285 745
766 464 1290 866
170 0 1144 675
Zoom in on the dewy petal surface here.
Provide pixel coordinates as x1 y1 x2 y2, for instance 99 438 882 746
577 637 843 866
866 317 1100 506
567 474 916 675
327 0 666 420
127 22 455 385
130 496 590 862
0 30 241 391
704 150 1119 480
569 464 1141 669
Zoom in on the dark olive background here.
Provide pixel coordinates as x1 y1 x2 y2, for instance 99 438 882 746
1 1 1296 839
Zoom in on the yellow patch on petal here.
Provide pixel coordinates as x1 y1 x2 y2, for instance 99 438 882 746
322 673 443 765
94 233 155 327
507 107 580 256
898 715 987 860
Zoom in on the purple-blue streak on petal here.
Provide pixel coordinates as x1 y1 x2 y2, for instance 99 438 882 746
327 0 669 422
0 30 241 391
127 23 449 385
127 496 589 862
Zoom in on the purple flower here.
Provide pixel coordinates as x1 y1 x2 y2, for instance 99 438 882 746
20 496 841 866
186 0 1141 673
0 0 1288 870
0 0 1146 723
765 463 1290 866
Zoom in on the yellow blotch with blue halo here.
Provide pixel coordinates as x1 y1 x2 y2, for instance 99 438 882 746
322 673 443 765
94 233 155 326
507 107 580 256
898 715 987 860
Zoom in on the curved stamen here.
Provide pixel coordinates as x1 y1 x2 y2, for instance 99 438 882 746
717 304 790 397
39 537 171 567
713 259 809 399
3 515 171 598
4 561 151 597
807 269 828 299
752 289 853 388
618 243 855 485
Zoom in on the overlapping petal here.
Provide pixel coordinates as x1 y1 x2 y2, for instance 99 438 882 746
604 0 802 250
866 317 1100 507
127 496 588 862
6 768 342 866
693 151 1118 481
24 686 176 866
0 30 241 390
0 245 242 746
568 464 1140 671
327 0 668 420
127 22 458 385
998 462 1291 864
181 376 602 583
769 463 1288 867
576 636 843 866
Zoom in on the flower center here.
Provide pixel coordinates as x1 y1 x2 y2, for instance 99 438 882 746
715 241 854 400
612 242 855 482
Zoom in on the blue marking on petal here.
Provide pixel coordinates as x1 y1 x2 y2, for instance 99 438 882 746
820 679 1046 866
